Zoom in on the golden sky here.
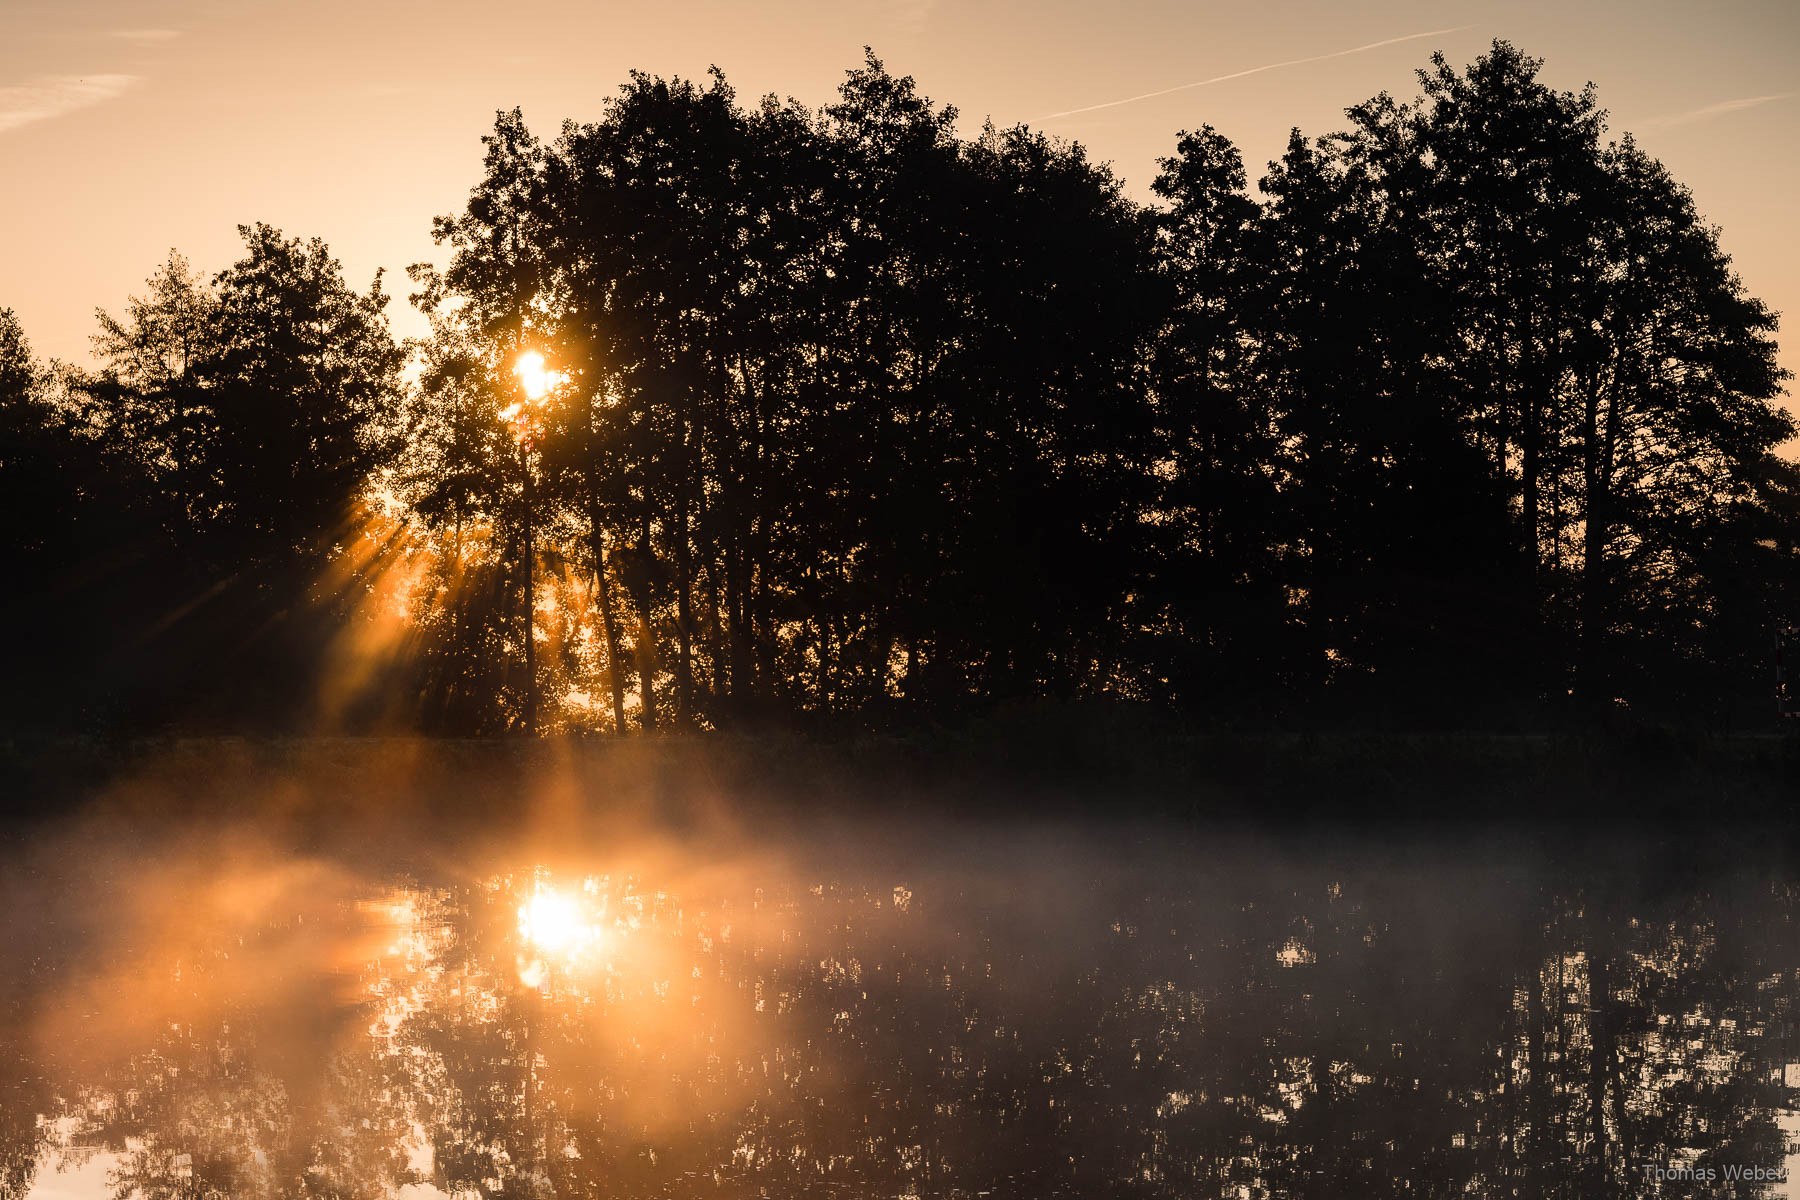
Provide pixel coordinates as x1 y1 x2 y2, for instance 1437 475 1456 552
3 0 1796 404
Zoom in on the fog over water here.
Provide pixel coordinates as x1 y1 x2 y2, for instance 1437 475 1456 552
4 743 1800 1198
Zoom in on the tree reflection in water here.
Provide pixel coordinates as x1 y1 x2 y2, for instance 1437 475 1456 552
4 834 1799 1200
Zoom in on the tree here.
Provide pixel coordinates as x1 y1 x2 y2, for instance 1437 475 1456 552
0 306 171 726
1258 111 1519 723
389 282 532 733
1414 42 1608 645
19 43 1793 735
417 107 595 734
1561 138 1793 713
41 229 405 728
0 308 71 581
1147 126 1293 714
207 223 404 567
88 250 222 545
0 308 34 409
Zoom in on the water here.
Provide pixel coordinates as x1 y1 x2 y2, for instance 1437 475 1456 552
4 788 1799 1198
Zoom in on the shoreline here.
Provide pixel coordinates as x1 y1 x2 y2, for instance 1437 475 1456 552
4 723 1798 834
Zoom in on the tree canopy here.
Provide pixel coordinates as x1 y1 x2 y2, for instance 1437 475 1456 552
1 41 1791 734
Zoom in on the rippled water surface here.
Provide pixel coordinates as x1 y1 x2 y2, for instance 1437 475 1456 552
5 781 1800 1199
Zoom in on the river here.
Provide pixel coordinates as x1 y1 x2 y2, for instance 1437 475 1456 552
2 751 1798 1198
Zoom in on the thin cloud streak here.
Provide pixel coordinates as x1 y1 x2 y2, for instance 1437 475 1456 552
0 75 139 135
1642 92 1793 128
1043 27 1467 120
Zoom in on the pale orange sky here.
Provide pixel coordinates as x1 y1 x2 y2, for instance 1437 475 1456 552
2 0 1796 413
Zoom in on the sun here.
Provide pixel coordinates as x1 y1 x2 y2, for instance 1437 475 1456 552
513 349 557 401
519 887 581 952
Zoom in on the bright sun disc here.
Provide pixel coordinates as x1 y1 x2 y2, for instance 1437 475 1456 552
519 889 580 952
514 350 553 401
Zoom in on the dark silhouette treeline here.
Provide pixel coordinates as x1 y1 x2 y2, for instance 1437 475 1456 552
0 228 402 729
2 41 1794 735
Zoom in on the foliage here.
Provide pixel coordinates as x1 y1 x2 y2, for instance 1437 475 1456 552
0 41 1791 734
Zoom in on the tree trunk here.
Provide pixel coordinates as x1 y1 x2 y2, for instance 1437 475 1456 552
635 603 659 731
1577 370 1605 704
628 537 660 732
587 510 630 736
521 442 537 737
675 488 694 728
751 495 775 707
1519 305 1542 602
703 557 727 708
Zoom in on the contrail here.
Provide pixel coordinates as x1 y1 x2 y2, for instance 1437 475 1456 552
1043 27 1468 120
0 74 138 135
1641 92 1793 128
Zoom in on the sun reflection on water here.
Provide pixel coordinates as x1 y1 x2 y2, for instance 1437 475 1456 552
514 877 618 989
12 840 1800 1200
519 888 582 953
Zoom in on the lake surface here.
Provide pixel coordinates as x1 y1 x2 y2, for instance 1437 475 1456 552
4 783 1800 1199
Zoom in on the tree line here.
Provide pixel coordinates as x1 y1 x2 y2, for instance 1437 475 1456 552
1 41 1793 734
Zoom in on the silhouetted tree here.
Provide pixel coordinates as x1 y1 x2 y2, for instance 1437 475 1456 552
6 41 1794 734
1147 127 1295 715
206 223 403 567
1258 111 1519 723
3 227 404 728
88 250 222 546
